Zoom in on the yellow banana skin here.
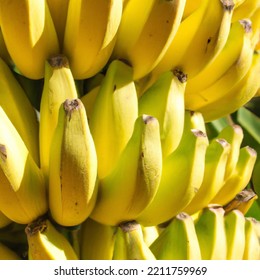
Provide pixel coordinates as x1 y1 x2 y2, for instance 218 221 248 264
138 69 187 158
224 209 246 260
49 99 98 227
137 124 208 227
63 0 122 79
25 218 78 260
0 211 12 228
183 138 231 215
195 206 227 260
80 218 117 260
0 57 39 165
150 213 201 260
0 107 47 224
0 242 21 260
113 0 186 80
232 0 260 22
0 0 59 79
142 226 159 247
89 60 138 179
39 55 78 179
90 115 162 226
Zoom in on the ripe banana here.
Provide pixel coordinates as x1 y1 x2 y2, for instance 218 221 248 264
150 213 201 260
90 114 162 226
0 0 59 79
63 0 122 79
39 55 78 179
224 209 246 259
0 27 12 66
195 206 227 260
183 138 231 215
0 107 47 224
0 242 21 260
137 114 208 226
89 60 138 179
232 0 260 22
25 218 78 260
0 211 12 229
243 217 260 259
142 226 159 247
49 99 98 227
138 69 187 158
112 0 186 80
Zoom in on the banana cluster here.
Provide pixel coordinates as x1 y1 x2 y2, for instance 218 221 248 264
0 0 260 260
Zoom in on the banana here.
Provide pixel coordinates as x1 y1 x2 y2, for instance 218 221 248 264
182 0 203 20
39 55 78 179
80 218 117 260
63 0 122 79
232 0 260 22
136 115 209 226
89 60 138 179
0 211 12 229
185 18 250 103
142 226 160 247
224 209 246 259
150 212 201 260
0 242 21 260
243 217 260 259
112 0 186 80
25 218 78 260
49 99 98 227
118 221 156 260
151 0 235 80
0 57 39 165
211 146 257 206
46 0 69 46
112 226 128 260
195 206 227 260
197 50 260 122
81 85 101 120
183 138 231 215
0 27 12 66
0 107 47 224
90 114 162 226
138 69 187 158
0 0 59 79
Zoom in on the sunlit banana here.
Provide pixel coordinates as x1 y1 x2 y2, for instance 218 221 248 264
89 60 138 179
182 0 203 20
150 212 201 260
224 209 246 259
112 0 186 80
232 0 260 22
243 217 260 259
80 218 117 260
0 107 47 224
142 226 160 247
90 114 162 226
25 218 78 260
195 206 227 260
39 55 78 179
49 99 98 227
138 69 187 158
112 226 128 260
0 242 21 260
0 0 59 79
183 138 230 215
63 0 122 79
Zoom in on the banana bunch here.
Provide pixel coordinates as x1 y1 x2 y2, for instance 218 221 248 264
0 0 260 260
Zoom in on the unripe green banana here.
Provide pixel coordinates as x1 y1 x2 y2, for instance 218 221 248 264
89 60 138 179
150 213 201 260
49 99 98 227
90 114 162 226
0 107 47 224
39 55 78 179
25 218 78 260
138 69 187 158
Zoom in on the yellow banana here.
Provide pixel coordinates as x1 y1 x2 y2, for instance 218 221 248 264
232 0 260 22
0 57 39 165
138 69 187 158
224 209 246 259
63 0 122 79
136 116 208 226
0 211 12 228
0 27 12 66
195 206 227 260
0 0 59 79
183 138 231 215
211 146 257 206
39 55 78 179
89 60 138 179
0 242 21 260
150 212 201 260
243 217 260 259
113 0 186 80
80 218 117 260
112 226 128 260
182 0 203 20
0 107 47 224
90 114 162 226
49 99 98 227
142 226 159 247
25 218 78 260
